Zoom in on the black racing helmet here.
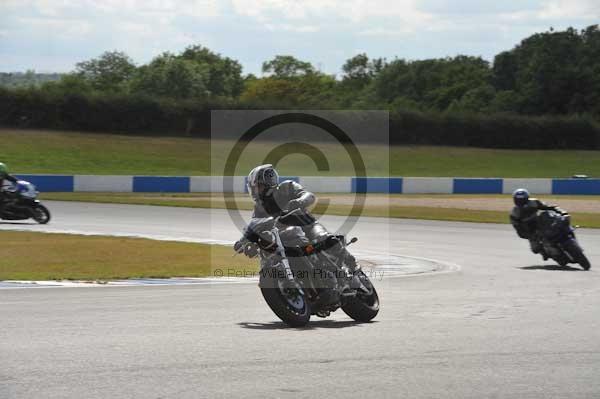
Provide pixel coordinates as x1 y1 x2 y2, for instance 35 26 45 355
247 164 279 200
513 188 530 207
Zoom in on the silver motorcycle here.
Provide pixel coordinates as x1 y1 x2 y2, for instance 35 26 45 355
235 209 379 327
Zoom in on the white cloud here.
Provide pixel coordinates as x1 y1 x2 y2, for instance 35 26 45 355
16 16 93 38
264 23 319 33
358 26 414 37
230 0 434 39
539 0 600 19
232 0 432 24
1 0 598 73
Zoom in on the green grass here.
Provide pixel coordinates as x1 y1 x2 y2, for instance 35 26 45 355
2 128 599 177
42 192 600 228
0 231 257 281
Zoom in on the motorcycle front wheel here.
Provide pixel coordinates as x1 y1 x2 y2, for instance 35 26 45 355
342 270 380 322
564 239 591 271
31 204 51 224
259 269 311 327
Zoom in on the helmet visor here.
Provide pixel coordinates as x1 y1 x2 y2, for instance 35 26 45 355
261 168 278 187
514 196 528 206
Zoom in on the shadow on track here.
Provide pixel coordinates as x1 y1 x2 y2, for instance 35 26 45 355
0 221 35 225
238 320 376 330
519 264 582 271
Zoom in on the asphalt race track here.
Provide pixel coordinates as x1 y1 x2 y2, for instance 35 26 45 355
1 201 600 398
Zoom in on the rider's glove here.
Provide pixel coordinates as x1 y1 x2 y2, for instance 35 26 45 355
285 199 302 211
234 239 258 258
233 239 245 253
243 243 259 258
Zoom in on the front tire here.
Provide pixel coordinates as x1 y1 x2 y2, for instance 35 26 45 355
342 270 380 322
564 239 591 271
31 204 51 224
259 269 311 327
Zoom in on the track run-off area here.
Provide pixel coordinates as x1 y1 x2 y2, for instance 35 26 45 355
1 201 600 398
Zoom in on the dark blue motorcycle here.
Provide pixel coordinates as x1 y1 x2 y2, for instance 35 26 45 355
0 180 51 224
536 210 590 270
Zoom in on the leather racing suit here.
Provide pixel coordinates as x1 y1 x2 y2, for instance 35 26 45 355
510 198 568 254
252 180 327 243
252 180 357 268
0 174 18 214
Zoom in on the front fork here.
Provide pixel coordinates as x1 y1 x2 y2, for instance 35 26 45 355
271 225 304 297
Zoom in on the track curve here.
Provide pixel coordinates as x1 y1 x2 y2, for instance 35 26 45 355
1 201 600 398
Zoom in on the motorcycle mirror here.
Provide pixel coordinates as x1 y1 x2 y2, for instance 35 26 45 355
349 237 358 244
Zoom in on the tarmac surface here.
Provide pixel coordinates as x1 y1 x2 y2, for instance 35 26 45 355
1 201 600 398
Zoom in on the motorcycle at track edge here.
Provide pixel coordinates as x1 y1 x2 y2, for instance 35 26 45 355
235 209 379 327
0 180 51 224
534 210 591 271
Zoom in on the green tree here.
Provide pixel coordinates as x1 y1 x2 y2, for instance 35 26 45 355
240 73 337 108
374 56 491 111
180 45 244 97
43 73 93 94
240 77 297 106
129 53 209 99
491 25 600 115
448 84 497 113
341 53 386 90
488 90 522 113
262 55 315 78
492 51 518 91
75 51 136 92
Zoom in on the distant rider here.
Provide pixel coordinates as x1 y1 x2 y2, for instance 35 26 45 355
510 188 568 259
0 162 18 214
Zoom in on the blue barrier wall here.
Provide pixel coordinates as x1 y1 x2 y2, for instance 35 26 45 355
453 178 503 194
17 175 74 192
352 177 403 193
11 175 600 195
552 179 600 195
132 177 190 193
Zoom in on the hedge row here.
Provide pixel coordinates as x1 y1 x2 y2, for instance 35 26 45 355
390 110 599 149
0 88 220 135
0 88 598 149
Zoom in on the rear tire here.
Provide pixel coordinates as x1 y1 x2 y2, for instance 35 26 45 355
32 204 51 224
259 270 311 327
564 239 591 271
342 270 380 322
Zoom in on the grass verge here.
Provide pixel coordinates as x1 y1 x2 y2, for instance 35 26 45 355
3 128 600 177
0 231 257 281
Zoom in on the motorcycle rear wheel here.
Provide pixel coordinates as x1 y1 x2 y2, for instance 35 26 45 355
342 270 379 322
564 239 591 271
32 204 51 224
259 270 311 327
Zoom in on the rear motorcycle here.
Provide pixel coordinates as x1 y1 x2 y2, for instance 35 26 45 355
0 180 51 224
235 209 379 327
534 210 590 270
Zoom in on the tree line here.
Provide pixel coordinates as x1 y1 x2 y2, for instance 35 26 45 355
1 25 599 149
0 71 62 88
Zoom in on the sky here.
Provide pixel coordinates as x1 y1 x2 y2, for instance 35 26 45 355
0 0 599 75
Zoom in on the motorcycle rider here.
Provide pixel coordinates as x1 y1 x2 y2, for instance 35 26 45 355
236 164 357 267
0 162 18 214
510 188 568 259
